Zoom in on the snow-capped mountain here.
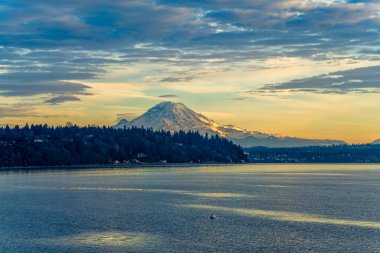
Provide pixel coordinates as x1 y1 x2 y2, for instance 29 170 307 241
372 139 380 145
115 101 224 135
115 101 346 147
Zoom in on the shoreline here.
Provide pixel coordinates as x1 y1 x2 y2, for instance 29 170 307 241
1 162 380 172
0 163 244 172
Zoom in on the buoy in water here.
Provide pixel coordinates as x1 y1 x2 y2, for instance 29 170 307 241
210 214 216 220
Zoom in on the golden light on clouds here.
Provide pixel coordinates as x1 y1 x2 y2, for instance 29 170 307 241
1 0 380 143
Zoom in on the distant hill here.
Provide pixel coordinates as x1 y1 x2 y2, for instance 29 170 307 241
116 101 346 147
246 145 380 163
372 139 380 145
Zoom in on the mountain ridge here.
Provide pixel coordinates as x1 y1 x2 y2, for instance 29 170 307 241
115 101 347 147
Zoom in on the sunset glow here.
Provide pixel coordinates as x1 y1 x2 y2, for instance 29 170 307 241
1 0 380 143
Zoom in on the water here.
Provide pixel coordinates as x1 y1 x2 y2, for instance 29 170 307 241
1 164 380 252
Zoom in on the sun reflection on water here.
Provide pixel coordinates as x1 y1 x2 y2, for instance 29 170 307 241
183 204 380 229
19 185 253 198
44 231 157 248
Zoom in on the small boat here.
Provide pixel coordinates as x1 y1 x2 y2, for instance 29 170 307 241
210 214 216 220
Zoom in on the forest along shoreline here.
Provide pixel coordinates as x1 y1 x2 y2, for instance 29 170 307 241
0 162 246 172
0 125 248 168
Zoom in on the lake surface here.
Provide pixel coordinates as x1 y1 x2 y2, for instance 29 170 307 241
1 164 380 252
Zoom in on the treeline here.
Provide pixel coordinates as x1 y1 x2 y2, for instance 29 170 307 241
246 145 380 163
0 124 247 167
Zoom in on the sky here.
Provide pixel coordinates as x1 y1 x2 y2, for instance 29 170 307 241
0 0 380 143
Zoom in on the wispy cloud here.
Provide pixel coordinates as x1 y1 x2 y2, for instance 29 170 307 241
0 106 34 118
116 112 139 121
160 77 195 83
252 65 380 94
158 94 179 98
0 0 379 101
45 95 81 105
0 104 61 118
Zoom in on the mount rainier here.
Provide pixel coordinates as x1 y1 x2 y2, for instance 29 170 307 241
115 101 346 147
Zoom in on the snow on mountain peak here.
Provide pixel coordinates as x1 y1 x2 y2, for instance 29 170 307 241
115 101 223 135
115 101 347 147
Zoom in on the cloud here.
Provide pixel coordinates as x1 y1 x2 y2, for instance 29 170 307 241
158 94 179 98
0 106 34 117
0 0 379 102
0 0 211 99
45 95 81 105
0 1 204 48
116 112 139 121
0 81 90 97
159 76 196 82
252 65 380 94
0 104 60 118
160 0 380 30
230 96 254 101
0 47 97 97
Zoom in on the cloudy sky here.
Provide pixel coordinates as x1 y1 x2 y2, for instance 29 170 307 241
1 0 380 143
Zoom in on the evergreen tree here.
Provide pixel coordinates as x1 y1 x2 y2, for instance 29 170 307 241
0 125 248 167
